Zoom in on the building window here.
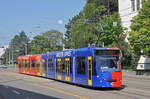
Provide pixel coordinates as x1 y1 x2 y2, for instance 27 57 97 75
137 0 140 11
131 0 135 12
77 57 86 74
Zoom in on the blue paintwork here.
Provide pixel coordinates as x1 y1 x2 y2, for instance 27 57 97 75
39 47 121 87
42 54 48 77
47 52 56 79
75 47 93 86
55 50 74 82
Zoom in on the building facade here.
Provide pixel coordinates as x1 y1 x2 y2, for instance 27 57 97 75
119 0 150 71
0 45 9 64
118 0 142 41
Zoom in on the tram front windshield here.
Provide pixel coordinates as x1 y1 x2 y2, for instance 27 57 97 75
95 50 120 72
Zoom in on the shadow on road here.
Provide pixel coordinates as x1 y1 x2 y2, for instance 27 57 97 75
0 85 59 99
17 73 127 91
0 79 23 83
72 84 127 91
47 78 127 91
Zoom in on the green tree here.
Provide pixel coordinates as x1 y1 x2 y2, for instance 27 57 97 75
65 0 123 48
2 48 9 64
30 30 63 54
129 1 150 56
65 13 98 48
2 31 30 64
100 13 124 46
64 0 134 67
86 0 118 15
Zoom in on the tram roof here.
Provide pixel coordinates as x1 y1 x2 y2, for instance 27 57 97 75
76 47 119 51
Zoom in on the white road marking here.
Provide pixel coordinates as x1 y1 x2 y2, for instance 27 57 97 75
26 97 30 99
12 90 21 95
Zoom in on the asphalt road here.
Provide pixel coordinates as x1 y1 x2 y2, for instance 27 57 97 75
0 68 150 99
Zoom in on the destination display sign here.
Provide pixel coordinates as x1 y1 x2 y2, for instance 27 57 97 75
56 51 72 57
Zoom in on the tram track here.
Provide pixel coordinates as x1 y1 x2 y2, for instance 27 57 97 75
109 86 150 99
121 90 150 98
1 69 150 99
1 71 88 99
124 75 150 81
16 75 150 99
110 91 138 99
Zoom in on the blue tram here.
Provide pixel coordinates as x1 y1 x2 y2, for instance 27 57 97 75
18 47 122 88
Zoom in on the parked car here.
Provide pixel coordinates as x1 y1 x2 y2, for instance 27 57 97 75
1 65 8 69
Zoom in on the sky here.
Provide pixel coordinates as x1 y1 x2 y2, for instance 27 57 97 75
0 0 86 46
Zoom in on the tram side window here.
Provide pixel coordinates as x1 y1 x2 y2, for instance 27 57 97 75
25 61 27 68
56 59 61 72
23 61 25 68
70 58 72 73
32 60 35 69
56 60 58 72
61 59 65 73
27 61 30 68
19 61 21 68
92 58 97 75
36 60 40 72
77 57 85 74
48 58 53 72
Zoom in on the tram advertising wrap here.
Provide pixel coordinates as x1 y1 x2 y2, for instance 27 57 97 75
18 47 122 88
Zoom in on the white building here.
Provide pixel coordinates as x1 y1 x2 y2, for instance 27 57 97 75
118 0 142 41
0 45 9 64
0 45 8 57
119 0 150 71
137 56 150 70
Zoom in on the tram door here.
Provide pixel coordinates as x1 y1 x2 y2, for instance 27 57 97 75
57 59 62 80
42 59 46 76
88 56 92 86
65 58 70 82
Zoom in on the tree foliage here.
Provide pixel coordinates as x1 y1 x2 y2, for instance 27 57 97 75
65 0 124 48
30 30 63 54
2 0 134 67
2 31 30 64
86 0 118 15
64 0 134 67
129 1 150 56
